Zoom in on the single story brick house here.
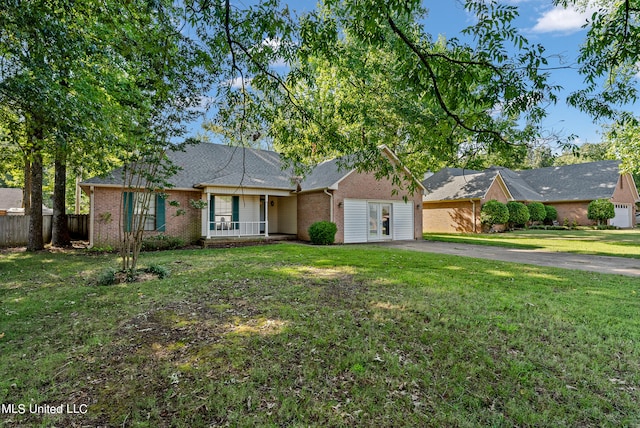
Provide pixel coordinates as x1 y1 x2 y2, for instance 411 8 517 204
81 142 425 246
422 161 639 233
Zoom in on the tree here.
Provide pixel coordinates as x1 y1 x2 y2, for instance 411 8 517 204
481 200 509 227
507 201 530 228
556 1 640 174
201 1 558 185
587 199 615 226
1 1 209 255
544 205 558 225
527 202 546 224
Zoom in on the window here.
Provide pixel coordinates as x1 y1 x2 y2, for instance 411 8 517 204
209 195 239 230
124 192 165 232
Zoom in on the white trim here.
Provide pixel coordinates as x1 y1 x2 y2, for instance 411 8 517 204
197 185 292 197
264 194 269 237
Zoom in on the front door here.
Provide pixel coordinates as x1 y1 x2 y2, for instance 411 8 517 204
368 203 392 241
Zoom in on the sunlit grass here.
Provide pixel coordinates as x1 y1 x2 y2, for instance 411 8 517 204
425 229 640 258
0 243 639 426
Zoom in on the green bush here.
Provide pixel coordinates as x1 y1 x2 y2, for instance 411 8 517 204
527 202 546 223
587 199 615 226
144 263 170 279
544 205 558 224
96 267 117 286
308 221 338 245
141 234 186 251
481 200 509 226
507 201 530 228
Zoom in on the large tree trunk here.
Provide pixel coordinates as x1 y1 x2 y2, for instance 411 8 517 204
52 150 71 247
23 154 31 215
27 148 44 251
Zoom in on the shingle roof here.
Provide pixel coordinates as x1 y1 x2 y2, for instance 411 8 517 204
423 168 499 201
516 160 622 201
82 142 426 193
0 188 23 210
82 143 298 191
298 157 355 191
423 160 626 202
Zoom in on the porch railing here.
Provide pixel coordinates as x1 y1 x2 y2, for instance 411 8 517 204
207 221 267 237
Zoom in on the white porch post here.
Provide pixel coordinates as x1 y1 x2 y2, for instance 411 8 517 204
202 191 210 239
264 194 269 237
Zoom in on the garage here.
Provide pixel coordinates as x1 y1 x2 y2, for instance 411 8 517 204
611 203 633 228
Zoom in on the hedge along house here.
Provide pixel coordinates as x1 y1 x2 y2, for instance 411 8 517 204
422 160 639 233
80 142 424 247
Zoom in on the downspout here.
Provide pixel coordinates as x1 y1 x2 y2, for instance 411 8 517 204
324 189 334 222
89 186 94 248
471 199 476 233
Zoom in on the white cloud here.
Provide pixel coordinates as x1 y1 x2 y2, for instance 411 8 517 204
531 5 596 34
222 76 252 89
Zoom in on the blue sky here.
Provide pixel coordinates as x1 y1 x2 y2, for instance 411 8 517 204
422 0 610 147
190 1 638 149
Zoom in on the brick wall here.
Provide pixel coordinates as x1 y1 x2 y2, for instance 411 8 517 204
423 201 476 233
333 170 422 242
297 170 423 243
548 201 589 226
297 191 331 241
91 187 202 247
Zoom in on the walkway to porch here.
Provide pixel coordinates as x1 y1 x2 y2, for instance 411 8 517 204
199 233 298 248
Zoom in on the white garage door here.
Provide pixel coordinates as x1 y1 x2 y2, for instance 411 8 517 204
611 203 632 228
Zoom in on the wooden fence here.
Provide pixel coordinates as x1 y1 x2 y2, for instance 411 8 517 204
0 215 52 248
67 214 89 239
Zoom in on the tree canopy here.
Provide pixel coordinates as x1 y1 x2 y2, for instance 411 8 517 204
2 0 639 249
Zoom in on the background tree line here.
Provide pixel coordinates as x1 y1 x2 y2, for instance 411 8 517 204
1 0 638 251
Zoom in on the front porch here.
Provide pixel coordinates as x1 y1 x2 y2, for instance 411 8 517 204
200 190 298 242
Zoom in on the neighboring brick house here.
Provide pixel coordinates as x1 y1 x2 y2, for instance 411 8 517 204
81 142 424 246
422 161 639 233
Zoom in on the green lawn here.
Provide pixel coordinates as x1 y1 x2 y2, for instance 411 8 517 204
1 243 639 427
425 229 640 258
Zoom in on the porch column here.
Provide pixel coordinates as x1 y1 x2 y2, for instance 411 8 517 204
202 191 210 239
264 194 269 237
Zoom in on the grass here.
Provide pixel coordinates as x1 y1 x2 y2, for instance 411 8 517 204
424 229 640 259
1 243 639 427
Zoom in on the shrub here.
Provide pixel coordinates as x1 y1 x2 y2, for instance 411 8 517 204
96 267 117 286
527 202 546 224
481 200 509 226
308 221 338 245
144 263 170 279
544 205 558 224
587 199 615 226
506 201 530 228
141 234 186 251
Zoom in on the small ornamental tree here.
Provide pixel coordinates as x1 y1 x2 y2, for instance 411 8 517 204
527 202 546 224
481 200 509 227
544 205 558 225
506 201 530 228
308 221 338 245
587 199 615 226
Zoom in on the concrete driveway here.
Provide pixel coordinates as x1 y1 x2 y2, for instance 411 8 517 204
376 240 640 277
